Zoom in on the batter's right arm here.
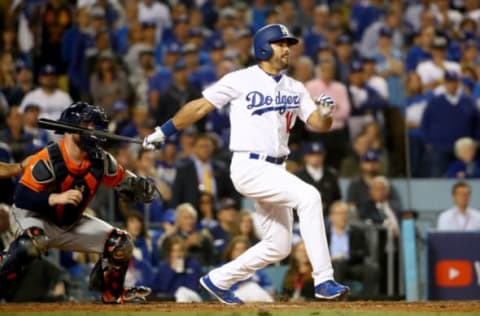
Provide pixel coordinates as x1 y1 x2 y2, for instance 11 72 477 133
143 98 216 147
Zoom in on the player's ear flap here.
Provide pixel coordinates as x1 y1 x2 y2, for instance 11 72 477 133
31 159 55 184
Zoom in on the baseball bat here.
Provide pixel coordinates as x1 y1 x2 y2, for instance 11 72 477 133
37 118 156 145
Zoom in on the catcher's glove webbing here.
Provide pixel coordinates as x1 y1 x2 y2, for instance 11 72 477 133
115 176 157 203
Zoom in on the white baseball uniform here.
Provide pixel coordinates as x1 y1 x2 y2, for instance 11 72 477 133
202 65 334 288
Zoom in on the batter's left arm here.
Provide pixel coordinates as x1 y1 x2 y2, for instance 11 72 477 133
306 110 333 133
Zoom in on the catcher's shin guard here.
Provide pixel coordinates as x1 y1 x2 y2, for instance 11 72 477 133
89 229 133 303
0 227 47 283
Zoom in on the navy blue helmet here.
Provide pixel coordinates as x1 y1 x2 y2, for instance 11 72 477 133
253 24 298 61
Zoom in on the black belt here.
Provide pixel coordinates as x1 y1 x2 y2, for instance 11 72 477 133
249 153 287 165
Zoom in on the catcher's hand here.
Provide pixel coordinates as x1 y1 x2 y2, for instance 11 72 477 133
115 176 157 203
314 93 335 118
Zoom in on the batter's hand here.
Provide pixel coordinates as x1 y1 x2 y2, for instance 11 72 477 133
48 189 83 206
143 127 165 150
314 94 335 118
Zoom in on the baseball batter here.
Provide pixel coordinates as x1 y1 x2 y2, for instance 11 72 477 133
0 102 155 303
143 24 349 304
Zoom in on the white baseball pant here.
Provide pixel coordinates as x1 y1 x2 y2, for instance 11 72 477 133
209 152 333 289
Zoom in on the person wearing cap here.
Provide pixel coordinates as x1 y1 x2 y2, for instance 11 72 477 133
346 60 387 140
359 8 403 58
346 149 401 212
295 142 341 215
208 197 240 259
372 27 405 107
138 0 171 39
306 55 351 168
334 34 359 84
362 56 388 101
420 70 479 177
4 61 34 107
416 36 461 91
129 45 158 107
154 59 202 128
19 64 72 121
236 28 255 67
405 25 434 72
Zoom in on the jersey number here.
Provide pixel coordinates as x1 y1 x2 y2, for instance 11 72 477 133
286 112 294 133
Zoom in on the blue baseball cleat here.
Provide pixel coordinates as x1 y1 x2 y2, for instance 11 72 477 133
199 275 244 305
315 280 350 300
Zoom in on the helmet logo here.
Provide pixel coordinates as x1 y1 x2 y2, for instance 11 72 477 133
279 25 289 36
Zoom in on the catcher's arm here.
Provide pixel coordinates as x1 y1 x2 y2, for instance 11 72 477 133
0 155 33 178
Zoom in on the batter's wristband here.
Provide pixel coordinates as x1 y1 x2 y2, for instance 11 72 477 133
160 119 179 137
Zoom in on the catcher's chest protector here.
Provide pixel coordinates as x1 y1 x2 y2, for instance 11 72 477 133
45 143 104 226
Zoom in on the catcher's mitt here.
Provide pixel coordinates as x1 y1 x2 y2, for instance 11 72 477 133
115 176 157 203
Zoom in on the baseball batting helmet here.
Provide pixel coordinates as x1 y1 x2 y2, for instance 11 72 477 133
253 24 299 61
59 101 108 130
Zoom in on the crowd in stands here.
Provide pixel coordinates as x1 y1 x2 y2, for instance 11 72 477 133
1 0 480 302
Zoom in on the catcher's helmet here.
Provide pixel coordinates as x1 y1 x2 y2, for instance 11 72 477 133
253 24 299 61
59 102 108 130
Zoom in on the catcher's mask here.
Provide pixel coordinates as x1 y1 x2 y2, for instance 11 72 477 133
58 102 109 155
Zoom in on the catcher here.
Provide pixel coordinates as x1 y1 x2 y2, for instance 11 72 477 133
0 102 156 303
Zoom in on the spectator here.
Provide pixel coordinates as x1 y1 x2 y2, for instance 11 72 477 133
327 201 379 298
221 236 274 302
358 176 401 295
0 203 14 252
159 203 215 266
306 56 351 167
209 197 238 258
0 52 16 93
129 46 159 108
302 5 328 61
197 191 219 231
373 27 405 107
291 56 314 84
282 241 315 301
5 60 35 107
22 103 50 153
334 34 359 84
137 0 171 40
340 136 388 178
89 50 130 116
171 133 238 209
346 60 386 140
358 176 401 238
295 142 341 215
19 64 72 121
359 8 403 58
421 71 479 177
124 211 153 263
446 137 480 178
0 106 35 162
363 57 389 103
347 150 401 212
416 36 461 91
151 236 203 302
437 181 480 231
404 72 433 177
231 211 260 246
154 60 202 128
405 25 433 72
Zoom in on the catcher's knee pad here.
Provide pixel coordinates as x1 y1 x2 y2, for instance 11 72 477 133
0 227 47 282
88 229 133 300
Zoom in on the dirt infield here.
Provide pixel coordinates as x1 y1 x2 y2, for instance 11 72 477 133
1 301 480 314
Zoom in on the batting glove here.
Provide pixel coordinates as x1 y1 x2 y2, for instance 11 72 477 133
314 94 335 118
142 127 165 150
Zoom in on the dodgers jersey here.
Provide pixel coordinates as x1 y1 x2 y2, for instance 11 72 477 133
202 65 317 157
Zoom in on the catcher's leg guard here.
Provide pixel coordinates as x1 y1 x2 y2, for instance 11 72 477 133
88 229 134 303
0 227 47 284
